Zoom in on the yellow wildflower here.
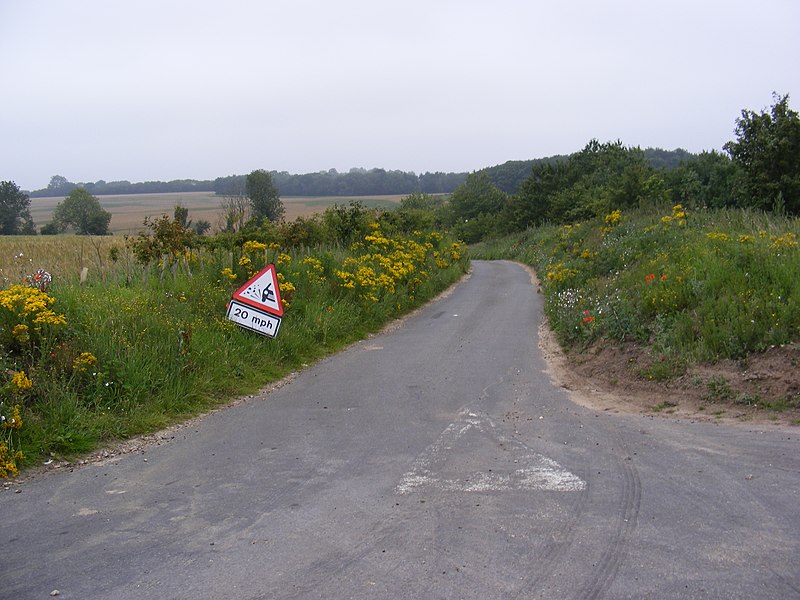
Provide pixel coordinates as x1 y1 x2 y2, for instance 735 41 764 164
10 372 32 394
73 352 97 373
11 324 30 343
243 240 267 253
3 405 23 429
605 210 622 226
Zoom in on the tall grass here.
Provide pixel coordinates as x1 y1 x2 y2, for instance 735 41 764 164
472 204 800 364
0 226 468 475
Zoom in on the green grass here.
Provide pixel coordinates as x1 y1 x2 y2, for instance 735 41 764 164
472 204 800 363
0 226 468 475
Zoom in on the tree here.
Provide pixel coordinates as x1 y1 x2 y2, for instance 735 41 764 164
52 188 112 235
0 181 36 235
192 220 212 235
174 205 190 228
724 93 800 214
45 175 77 197
446 173 508 243
448 173 507 223
129 214 195 264
246 169 284 222
665 151 739 209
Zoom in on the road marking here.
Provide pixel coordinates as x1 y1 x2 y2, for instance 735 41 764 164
396 410 586 494
75 508 99 516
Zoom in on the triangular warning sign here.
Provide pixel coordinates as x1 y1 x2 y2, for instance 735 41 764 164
232 263 284 316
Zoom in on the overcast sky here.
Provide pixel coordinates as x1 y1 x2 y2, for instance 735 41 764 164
2 0 799 191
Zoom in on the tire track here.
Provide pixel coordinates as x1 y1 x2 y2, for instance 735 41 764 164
578 434 642 599
506 485 590 599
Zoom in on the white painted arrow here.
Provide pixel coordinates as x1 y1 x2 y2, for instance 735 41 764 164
396 410 586 494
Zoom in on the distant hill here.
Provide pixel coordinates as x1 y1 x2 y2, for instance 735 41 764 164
25 147 697 199
475 156 569 194
475 148 697 194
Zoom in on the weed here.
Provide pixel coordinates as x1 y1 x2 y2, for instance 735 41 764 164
735 394 762 407
472 206 800 365
2 221 470 472
704 376 735 403
653 400 678 412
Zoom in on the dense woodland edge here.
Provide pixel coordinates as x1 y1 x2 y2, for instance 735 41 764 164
25 147 692 199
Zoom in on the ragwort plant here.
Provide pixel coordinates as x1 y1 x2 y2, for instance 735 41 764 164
4 216 469 472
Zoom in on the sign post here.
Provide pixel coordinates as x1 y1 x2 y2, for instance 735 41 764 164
226 264 284 337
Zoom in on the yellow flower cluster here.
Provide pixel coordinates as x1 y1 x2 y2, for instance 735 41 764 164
11 324 30 343
243 240 268 253
704 231 797 251
0 285 67 327
601 209 623 237
771 232 798 250
301 257 325 284
276 272 296 308
73 352 97 373
335 226 449 302
0 442 23 478
546 263 577 285
220 267 237 281
335 269 356 289
277 253 292 265
661 204 687 226
10 372 32 394
2 404 23 429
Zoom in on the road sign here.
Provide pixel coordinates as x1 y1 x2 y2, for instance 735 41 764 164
226 299 282 338
232 263 284 316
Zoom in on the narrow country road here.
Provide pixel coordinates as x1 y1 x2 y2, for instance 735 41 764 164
1 261 798 599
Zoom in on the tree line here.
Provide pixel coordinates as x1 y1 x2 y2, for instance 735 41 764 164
441 94 800 243
26 169 469 199
3 94 796 237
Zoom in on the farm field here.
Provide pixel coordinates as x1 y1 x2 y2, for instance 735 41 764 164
28 192 406 235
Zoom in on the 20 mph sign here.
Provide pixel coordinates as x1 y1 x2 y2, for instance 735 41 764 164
226 264 284 337
226 299 282 338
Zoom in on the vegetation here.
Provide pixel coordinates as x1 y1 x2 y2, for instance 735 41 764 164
0 182 36 235
3 92 799 476
473 204 799 364
27 169 470 199
0 200 468 477
444 94 799 245
724 93 800 214
49 188 112 235
246 169 285 223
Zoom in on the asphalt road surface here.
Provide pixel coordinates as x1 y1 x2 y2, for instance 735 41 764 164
2 260 798 599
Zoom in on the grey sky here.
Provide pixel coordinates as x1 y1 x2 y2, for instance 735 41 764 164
2 0 798 191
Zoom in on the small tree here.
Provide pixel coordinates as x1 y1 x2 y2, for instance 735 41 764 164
52 188 112 235
174 205 190 228
129 214 195 264
724 93 800 214
448 173 507 224
192 220 211 235
218 176 249 233
0 181 35 235
246 169 284 222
